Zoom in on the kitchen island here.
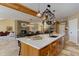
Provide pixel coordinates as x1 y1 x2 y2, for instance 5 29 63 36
16 34 65 56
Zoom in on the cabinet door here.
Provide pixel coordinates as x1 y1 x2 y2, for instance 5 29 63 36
40 45 50 56
51 42 58 56
20 42 39 56
20 42 29 56
50 39 61 56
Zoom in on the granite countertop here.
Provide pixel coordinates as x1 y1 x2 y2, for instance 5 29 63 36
16 34 64 49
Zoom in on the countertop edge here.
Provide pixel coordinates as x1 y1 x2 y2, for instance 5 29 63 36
17 34 65 49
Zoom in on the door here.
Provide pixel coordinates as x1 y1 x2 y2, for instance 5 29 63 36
68 19 77 43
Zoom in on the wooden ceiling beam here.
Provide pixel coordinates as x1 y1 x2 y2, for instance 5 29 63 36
0 3 38 16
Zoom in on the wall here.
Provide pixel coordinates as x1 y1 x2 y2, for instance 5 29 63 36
68 12 79 20
0 19 16 32
68 12 79 30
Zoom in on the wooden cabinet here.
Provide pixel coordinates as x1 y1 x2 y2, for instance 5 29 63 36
50 38 63 56
50 41 59 56
40 45 50 56
20 42 28 56
20 42 39 56
20 37 64 56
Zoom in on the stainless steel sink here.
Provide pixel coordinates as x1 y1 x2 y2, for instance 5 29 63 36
50 35 58 38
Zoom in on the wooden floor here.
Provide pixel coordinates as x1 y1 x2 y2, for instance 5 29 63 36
58 41 79 56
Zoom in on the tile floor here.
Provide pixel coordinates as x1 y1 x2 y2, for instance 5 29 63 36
58 41 79 56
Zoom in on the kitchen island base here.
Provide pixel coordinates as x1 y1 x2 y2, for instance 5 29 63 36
20 37 64 56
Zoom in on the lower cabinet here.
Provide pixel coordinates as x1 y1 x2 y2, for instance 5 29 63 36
40 45 50 56
20 37 64 56
20 42 39 56
50 42 59 56
50 38 62 56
